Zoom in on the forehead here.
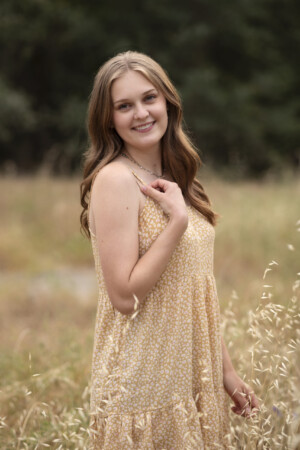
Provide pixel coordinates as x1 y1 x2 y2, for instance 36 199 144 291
111 70 156 101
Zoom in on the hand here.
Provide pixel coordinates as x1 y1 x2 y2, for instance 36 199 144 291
140 179 188 224
223 370 260 418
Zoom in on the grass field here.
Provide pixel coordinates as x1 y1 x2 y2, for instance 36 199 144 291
0 172 299 448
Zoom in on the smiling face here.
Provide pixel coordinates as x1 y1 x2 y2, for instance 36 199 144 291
111 70 168 153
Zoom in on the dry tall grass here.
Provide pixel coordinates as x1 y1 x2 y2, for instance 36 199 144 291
0 173 299 448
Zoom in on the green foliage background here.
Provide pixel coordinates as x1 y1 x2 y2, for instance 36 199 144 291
0 0 299 176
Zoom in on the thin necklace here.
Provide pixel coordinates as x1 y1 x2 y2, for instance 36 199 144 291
121 152 166 178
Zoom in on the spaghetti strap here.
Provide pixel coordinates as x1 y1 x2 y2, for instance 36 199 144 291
87 166 147 235
130 169 148 187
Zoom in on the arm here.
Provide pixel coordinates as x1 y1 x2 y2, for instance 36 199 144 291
91 163 188 315
221 335 235 375
221 335 260 417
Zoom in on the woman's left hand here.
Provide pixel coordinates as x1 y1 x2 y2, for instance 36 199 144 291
223 370 260 418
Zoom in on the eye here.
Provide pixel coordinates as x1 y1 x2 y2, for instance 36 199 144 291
118 103 130 110
145 94 157 102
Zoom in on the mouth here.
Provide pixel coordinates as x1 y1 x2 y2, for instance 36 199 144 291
132 121 155 133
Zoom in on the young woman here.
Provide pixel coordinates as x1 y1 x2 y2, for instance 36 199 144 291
80 51 259 449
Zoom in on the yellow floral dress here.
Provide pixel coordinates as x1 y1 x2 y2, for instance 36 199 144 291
88 168 230 449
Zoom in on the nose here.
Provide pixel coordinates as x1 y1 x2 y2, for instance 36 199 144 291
134 102 149 120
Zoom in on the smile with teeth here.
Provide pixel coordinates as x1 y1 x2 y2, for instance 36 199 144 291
133 121 155 132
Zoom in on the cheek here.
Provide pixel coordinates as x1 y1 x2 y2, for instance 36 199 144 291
154 101 168 120
157 104 168 127
113 112 129 131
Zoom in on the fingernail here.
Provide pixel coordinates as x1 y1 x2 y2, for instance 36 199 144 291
141 185 147 192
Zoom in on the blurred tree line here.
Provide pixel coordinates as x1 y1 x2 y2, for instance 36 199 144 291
0 0 299 176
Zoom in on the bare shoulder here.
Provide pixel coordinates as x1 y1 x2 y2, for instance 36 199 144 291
93 160 136 190
91 160 140 213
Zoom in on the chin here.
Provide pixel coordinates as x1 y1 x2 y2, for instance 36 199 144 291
137 141 161 150
130 136 162 148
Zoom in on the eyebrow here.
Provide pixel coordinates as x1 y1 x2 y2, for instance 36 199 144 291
113 88 158 105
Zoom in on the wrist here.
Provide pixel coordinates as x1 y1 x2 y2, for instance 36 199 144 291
168 211 188 232
221 336 236 376
223 366 237 378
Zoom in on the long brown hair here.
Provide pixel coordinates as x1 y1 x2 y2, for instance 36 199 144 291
80 51 218 238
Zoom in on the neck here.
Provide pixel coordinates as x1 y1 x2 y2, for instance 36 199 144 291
123 145 163 174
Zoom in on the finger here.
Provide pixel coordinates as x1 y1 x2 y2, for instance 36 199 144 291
232 390 259 418
231 406 243 415
140 183 163 201
149 178 171 191
232 404 251 418
243 387 260 413
249 391 260 410
233 389 251 415
231 406 249 418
